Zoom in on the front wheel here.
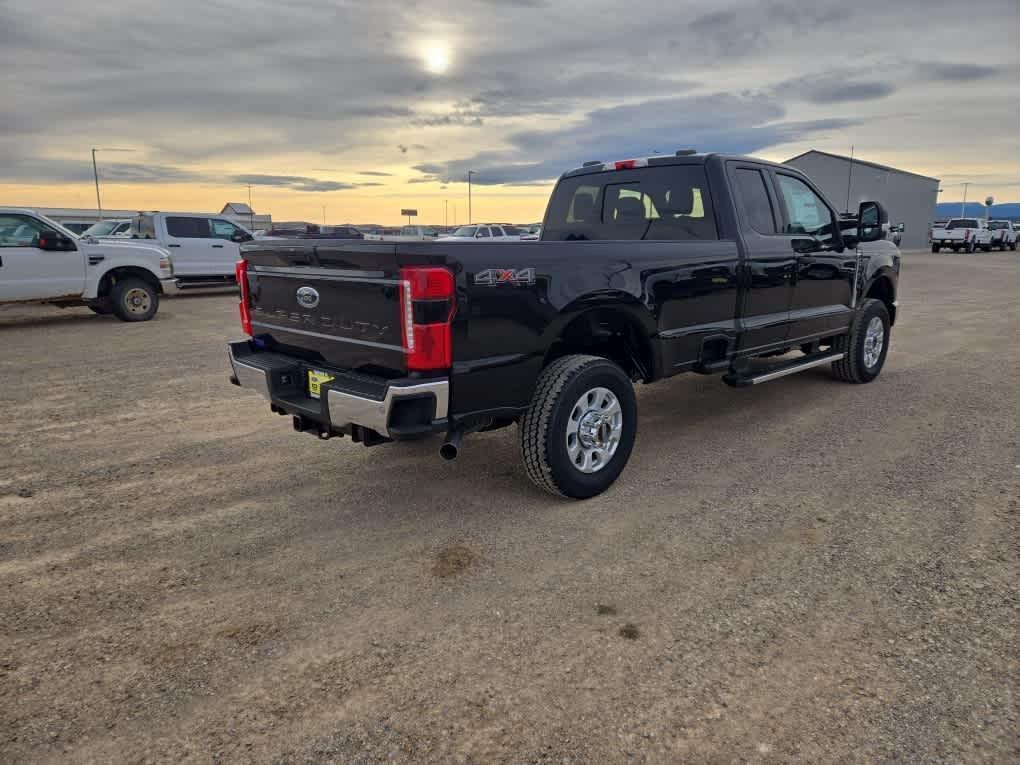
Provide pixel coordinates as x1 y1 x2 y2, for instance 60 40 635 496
832 299 890 384
520 355 637 499
110 278 159 322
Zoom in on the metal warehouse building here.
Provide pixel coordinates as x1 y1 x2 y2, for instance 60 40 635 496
785 150 939 250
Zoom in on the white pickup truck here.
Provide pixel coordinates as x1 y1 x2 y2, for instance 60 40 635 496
0 208 176 321
929 218 994 253
129 212 254 287
987 220 1018 251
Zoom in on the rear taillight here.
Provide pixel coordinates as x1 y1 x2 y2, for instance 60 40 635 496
400 266 455 371
236 259 252 335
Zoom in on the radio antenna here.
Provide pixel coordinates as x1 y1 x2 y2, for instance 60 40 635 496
845 145 855 213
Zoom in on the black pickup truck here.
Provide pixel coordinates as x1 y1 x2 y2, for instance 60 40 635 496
228 152 899 498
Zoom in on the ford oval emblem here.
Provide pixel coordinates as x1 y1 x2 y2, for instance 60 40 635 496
296 286 319 309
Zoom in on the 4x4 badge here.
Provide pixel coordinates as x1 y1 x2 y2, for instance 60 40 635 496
474 268 535 286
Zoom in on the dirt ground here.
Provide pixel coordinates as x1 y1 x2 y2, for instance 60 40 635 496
1 252 1017 763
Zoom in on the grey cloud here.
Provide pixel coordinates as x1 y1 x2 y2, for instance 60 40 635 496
415 94 859 185
230 174 358 192
775 74 895 104
411 111 485 127
925 63 1000 82
358 171 393 176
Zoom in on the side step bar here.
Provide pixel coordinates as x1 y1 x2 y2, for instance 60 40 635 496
722 352 844 388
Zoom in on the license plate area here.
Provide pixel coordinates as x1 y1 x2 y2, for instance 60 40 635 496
307 369 335 399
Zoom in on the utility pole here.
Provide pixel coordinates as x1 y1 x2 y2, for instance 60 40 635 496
844 144 855 213
445 199 448 227
91 149 103 221
90 147 133 223
467 170 475 224
322 205 327 226
960 183 969 217
247 184 254 231
453 202 457 226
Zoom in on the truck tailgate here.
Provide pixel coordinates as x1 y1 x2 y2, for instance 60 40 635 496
243 240 406 373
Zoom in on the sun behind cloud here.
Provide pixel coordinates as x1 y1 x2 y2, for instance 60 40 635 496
422 42 452 75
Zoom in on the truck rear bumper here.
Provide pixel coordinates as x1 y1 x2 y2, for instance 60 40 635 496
227 340 448 441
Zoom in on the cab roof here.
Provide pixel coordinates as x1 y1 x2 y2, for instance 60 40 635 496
560 151 793 180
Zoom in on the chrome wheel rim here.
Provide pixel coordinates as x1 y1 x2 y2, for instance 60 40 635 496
566 386 622 474
124 288 151 315
863 316 885 368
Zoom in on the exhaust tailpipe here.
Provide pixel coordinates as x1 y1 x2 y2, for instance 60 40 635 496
439 430 462 461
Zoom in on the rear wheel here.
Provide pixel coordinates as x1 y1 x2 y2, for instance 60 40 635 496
110 278 159 322
520 354 637 499
831 299 890 384
931 244 940 253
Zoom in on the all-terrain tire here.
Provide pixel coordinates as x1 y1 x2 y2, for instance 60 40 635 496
831 298 890 384
110 278 159 322
520 354 637 499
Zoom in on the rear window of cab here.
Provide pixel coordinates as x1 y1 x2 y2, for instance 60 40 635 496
543 165 718 241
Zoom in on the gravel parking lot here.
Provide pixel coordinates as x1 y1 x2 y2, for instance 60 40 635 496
1 252 1017 762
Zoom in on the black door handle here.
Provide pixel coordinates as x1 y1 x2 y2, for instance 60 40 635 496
167 243 181 248
212 244 224 248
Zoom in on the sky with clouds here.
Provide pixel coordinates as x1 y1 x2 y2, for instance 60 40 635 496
1 0 1017 224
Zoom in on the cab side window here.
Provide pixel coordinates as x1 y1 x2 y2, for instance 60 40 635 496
775 174 836 241
210 219 245 241
734 168 778 234
0 214 53 247
166 216 212 238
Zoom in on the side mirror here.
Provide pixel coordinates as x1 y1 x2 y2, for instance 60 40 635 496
231 232 253 243
37 232 75 251
857 201 887 243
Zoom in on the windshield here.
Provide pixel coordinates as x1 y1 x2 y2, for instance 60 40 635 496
451 226 478 237
83 221 121 236
947 219 978 229
988 221 1006 230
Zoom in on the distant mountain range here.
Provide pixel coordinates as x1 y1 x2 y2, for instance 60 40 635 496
936 202 1020 220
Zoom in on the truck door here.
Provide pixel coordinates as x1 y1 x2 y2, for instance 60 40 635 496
727 163 795 350
209 218 247 271
164 216 240 277
0 213 84 301
769 171 853 340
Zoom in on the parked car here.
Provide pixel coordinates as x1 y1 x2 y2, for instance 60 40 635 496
521 225 541 241
321 225 364 239
82 219 132 238
58 221 94 235
436 224 522 241
929 218 993 253
362 225 439 241
129 212 253 286
228 151 898 498
0 208 176 321
987 220 1018 251
262 222 364 239
889 223 904 247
